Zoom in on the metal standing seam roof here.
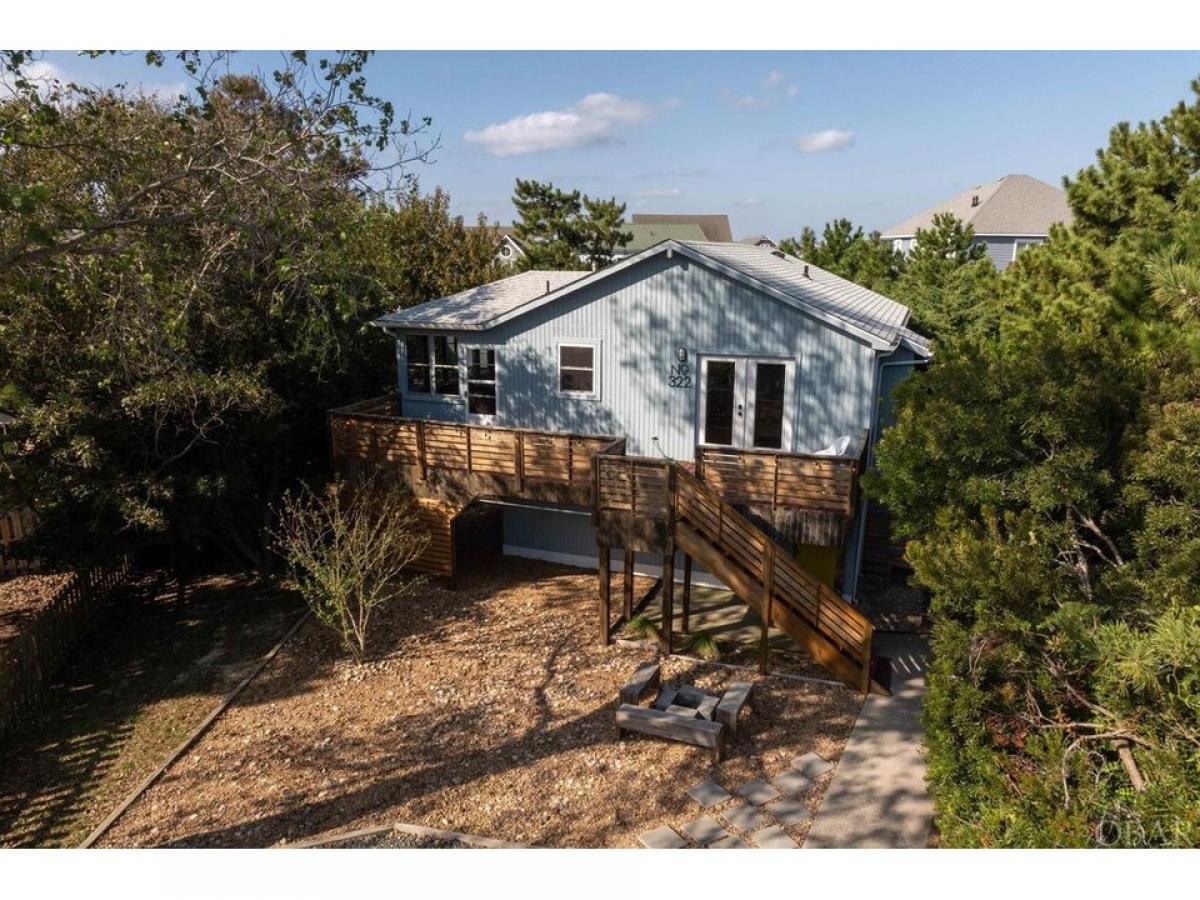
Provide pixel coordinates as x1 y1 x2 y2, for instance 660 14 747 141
677 240 912 346
881 174 1073 238
374 239 922 350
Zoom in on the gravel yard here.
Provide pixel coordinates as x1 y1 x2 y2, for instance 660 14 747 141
99 556 863 848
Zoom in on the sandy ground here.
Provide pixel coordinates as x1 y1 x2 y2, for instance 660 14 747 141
99 555 862 848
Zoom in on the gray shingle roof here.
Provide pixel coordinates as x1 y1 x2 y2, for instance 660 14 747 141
374 269 587 329
881 174 1072 238
375 240 922 350
678 240 911 346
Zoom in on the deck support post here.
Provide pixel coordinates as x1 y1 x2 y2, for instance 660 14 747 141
759 543 776 675
662 545 675 655
623 549 634 620
681 553 693 634
598 543 612 646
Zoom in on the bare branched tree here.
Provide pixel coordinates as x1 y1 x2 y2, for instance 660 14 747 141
274 477 430 660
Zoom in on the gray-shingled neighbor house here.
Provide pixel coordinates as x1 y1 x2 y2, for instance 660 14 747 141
343 238 928 628
882 174 1071 271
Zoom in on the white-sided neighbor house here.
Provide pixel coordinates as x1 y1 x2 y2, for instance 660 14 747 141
331 239 929 691
882 174 1071 271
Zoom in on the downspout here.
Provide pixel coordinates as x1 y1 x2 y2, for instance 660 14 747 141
845 354 925 602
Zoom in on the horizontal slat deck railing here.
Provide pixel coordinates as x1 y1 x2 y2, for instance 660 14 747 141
695 430 870 518
593 453 874 692
329 395 622 494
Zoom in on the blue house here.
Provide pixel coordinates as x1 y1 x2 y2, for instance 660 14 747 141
331 239 929 691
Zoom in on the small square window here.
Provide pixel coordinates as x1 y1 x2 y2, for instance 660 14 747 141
558 344 596 396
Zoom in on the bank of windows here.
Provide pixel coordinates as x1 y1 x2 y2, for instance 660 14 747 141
405 335 459 396
405 336 499 417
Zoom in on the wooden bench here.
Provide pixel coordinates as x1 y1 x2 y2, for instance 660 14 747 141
619 662 661 705
715 681 754 734
615 703 725 763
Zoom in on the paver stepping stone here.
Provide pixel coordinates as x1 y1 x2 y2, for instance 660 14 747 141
720 801 768 832
735 778 781 805
710 834 751 849
750 824 800 849
793 752 834 779
766 797 813 827
687 779 732 808
681 816 729 846
771 768 812 797
638 825 687 849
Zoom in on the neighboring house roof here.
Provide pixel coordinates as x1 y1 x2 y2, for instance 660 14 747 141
881 174 1072 238
376 269 587 330
631 213 733 243
619 222 707 252
738 234 777 247
375 240 928 355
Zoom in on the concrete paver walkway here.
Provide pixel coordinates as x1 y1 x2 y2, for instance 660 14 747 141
804 633 933 848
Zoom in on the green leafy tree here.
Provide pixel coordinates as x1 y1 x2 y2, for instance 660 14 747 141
0 52 484 579
511 179 630 269
870 79 1200 847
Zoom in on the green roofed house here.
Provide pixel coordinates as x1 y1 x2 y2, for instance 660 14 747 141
611 222 708 259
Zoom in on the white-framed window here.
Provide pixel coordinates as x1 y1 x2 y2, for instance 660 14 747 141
404 334 460 396
557 342 599 398
1012 238 1042 261
464 346 498 417
892 238 904 254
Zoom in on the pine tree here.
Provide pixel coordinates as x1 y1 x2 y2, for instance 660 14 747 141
510 179 631 270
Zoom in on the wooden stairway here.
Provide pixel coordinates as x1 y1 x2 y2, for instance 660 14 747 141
672 467 880 694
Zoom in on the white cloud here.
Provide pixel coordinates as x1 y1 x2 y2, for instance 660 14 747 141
735 195 765 207
635 187 682 199
464 92 666 156
763 70 784 89
794 129 856 153
720 88 768 110
785 84 800 99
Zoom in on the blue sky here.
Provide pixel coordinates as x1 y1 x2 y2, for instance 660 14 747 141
39 50 1200 238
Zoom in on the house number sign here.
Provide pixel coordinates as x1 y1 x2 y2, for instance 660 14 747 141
669 361 692 388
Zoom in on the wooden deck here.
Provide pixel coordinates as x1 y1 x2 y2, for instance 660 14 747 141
326 395 878 692
329 395 624 508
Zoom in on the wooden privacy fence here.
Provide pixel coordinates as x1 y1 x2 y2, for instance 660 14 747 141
1 508 38 578
0 556 132 742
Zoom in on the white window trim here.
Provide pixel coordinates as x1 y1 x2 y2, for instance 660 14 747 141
401 333 464 402
463 344 499 424
556 340 601 400
1011 238 1042 261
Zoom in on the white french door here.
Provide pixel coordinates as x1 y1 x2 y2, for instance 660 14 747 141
698 356 794 450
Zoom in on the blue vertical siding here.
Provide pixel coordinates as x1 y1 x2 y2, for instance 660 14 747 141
397 253 880 458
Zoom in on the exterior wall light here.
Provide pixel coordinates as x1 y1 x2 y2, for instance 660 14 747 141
676 347 688 363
